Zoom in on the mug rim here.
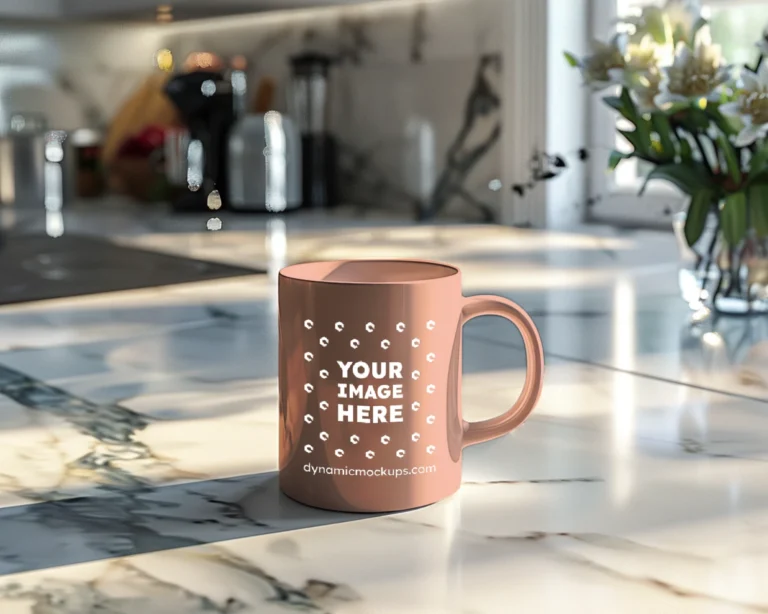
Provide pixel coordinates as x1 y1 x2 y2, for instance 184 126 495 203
279 258 460 285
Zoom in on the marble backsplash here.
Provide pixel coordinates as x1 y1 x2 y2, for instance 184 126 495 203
158 0 504 221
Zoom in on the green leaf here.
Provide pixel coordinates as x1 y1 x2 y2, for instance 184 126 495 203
620 87 639 123
619 129 651 157
685 106 712 131
706 105 738 136
602 95 623 113
749 145 768 181
721 191 748 246
639 161 712 197
651 112 675 159
717 133 742 185
608 150 631 171
679 138 693 163
564 51 580 68
749 183 768 237
685 188 715 247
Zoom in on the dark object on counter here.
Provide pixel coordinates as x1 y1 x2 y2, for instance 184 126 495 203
0 234 264 306
75 145 105 199
289 52 338 209
164 70 235 212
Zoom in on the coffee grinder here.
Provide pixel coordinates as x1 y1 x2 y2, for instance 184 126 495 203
288 52 338 209
164 70 235 211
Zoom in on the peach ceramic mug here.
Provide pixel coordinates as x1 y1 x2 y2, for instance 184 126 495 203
278 259 544 512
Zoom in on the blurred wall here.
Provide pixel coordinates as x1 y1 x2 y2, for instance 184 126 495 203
0 22 163 133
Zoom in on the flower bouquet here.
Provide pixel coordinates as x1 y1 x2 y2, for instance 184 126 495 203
565 0 768 313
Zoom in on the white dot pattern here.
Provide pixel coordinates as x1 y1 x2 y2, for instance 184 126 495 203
301 317 441 463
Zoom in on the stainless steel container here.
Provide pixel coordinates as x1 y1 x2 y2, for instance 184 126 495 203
0 114 74 210
228 112 302 212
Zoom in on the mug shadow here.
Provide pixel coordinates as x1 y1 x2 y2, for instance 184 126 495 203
0 471 390 577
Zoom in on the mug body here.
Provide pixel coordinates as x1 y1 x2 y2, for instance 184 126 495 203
278 260 465 512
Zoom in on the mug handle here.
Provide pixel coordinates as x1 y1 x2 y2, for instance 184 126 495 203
460 295 545 448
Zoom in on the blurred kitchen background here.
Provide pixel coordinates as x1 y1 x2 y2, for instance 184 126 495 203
0 0 763 232
0 0 513 229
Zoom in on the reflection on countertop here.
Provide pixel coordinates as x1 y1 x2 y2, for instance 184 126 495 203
0 202 766 613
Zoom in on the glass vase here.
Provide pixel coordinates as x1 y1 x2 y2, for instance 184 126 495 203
673 210 768 315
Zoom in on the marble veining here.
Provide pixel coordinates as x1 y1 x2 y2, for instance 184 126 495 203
0 208 766 611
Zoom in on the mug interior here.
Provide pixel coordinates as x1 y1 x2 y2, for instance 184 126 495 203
280 259 458 284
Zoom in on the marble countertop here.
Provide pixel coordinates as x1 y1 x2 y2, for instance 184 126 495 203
0 203 766 613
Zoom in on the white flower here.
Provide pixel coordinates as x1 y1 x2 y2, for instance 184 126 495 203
625 0 701 45
720 63 768 146
607 37 663 111
631 68 664 112
571 33 628 91
654 41 730 108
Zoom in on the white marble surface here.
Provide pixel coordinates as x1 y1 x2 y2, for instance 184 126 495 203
0 206 767 612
